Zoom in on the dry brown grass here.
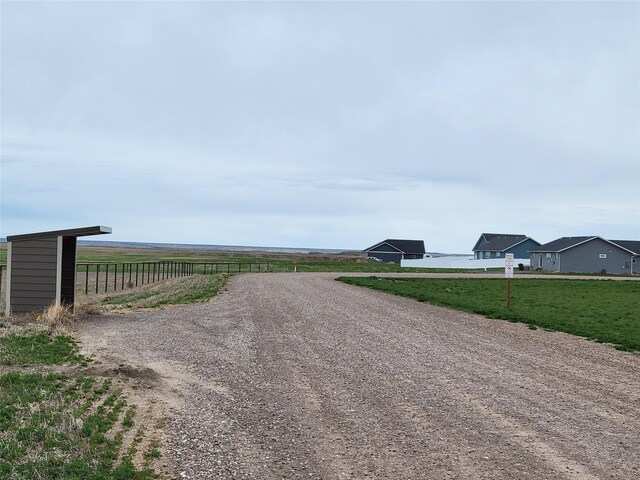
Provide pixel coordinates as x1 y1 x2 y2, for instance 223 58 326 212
74 300 103 316
43 303 73 324
37 303 75 335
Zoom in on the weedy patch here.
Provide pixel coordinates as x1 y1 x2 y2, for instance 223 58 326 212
0 372 157 479
0 332 88 366
0 317 164 478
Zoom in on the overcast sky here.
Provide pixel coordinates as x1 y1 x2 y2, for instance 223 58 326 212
1 1 638 253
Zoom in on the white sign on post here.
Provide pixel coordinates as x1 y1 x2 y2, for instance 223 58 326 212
505 253 515 278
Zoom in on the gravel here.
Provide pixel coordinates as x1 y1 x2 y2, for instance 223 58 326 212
77 272 640 479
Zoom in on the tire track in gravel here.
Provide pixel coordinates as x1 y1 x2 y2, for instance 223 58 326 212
76 273 640 479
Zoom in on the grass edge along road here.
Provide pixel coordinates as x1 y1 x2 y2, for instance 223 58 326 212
337 276 640 352
78 273 227 312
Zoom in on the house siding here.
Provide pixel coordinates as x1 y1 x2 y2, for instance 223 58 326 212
531 238 635 274
476 239 539 259
560 239 632 274
473 234 540 260
9 238 58 313
366 252 402 263
530 252 560 272
507 239 540 259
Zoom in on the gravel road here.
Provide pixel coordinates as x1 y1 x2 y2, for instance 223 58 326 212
77 273 640 479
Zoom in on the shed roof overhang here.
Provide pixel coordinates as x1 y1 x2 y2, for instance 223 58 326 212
7 226 112 242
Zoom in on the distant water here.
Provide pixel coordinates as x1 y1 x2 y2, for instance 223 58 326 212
76 240 356 255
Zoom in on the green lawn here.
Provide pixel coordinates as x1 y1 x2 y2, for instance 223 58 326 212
337 277 640 352
0 333 87 366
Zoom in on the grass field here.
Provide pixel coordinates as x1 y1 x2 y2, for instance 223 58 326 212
75 246 503 274
337 277 640 352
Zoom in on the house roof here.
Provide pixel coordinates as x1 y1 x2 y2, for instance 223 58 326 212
7 226 112 242
530 236 611 253
472 233 537 252
529 236 640 255
610 240 640 255
364 239 425 254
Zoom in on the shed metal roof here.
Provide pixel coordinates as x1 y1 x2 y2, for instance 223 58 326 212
7 226 112 242
364 239 425 254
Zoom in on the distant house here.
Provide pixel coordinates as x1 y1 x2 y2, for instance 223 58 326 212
529 236 640 274
472 233 540 260
363 239 426 264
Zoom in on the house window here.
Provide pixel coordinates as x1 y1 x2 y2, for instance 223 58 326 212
496 252 501 258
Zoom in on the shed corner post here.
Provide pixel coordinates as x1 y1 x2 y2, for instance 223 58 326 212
55 236 63 307
4 241 11 318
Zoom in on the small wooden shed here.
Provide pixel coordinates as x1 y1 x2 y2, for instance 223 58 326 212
5 226 111 315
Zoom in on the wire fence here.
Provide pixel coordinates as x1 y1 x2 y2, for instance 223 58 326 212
0 261 273 308
75 261 272 295
77 261 196 295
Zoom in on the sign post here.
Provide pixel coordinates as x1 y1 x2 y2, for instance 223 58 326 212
505 253 514 309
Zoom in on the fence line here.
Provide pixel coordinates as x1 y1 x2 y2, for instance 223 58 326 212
75 261 271 295
0 262 271 299
77 261 197 295
193 262 271 275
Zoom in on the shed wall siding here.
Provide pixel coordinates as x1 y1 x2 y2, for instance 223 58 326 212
10 238 58 312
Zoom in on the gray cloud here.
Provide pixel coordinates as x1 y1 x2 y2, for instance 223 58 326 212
1 1 638 252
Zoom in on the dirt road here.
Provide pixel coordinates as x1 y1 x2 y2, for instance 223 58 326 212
77 273 640 479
